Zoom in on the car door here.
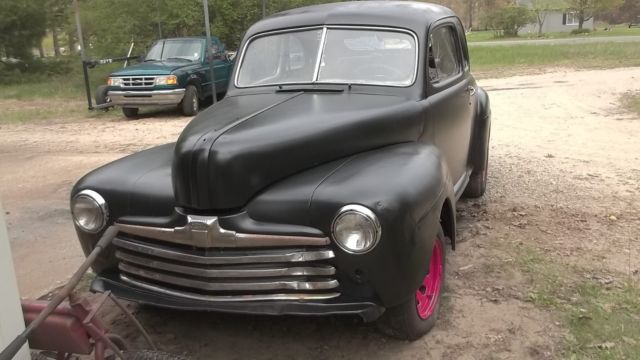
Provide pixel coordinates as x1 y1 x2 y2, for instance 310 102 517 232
201 40 231 96
424 20 474 193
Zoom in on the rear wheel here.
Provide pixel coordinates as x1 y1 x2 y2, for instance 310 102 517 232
377 226 447 340
463 153 488 198
122 107 139 119
464 131 490 198
180 85 199 116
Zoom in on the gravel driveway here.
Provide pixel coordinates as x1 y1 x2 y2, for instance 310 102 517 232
1 67 639 359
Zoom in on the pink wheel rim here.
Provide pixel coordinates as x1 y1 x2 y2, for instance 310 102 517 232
416 237 443 320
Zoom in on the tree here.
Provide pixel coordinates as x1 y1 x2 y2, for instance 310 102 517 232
0 0 47 60
565 0 623 30
484 5 535 37
531 0 566 36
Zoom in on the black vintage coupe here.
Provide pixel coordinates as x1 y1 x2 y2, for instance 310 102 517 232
70 1 490 340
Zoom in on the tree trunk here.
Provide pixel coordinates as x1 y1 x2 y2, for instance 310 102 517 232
38 41 45 58
67 30 76 55
578 9 585 30
537 15 543 37
52 28 61 56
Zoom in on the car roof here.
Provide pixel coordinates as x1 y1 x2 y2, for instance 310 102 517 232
246 1 455 37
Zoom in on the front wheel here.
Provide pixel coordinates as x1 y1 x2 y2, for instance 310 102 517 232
179 85 199 116
122 107 139 119
377 226 447 340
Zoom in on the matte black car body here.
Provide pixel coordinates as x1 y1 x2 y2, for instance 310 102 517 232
72 1 491 324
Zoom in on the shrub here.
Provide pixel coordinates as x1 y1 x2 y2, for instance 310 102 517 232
570 28 592 35
484 6 535 37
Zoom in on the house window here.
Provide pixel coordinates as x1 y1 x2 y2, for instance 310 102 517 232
564 12 579 26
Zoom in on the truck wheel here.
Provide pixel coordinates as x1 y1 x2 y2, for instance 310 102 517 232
377 226 447 340
180 85 199 116
122 107 139 119
95 85 110 108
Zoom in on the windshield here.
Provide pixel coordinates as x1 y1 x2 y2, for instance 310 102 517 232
146 39 203 62
236 27 417 87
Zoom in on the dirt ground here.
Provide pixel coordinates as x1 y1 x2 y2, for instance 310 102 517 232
1 67 639 359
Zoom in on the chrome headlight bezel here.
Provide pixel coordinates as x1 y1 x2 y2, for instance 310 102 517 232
331 204 381 254
107 77 123 87
71 189 108 233
154 75 177 85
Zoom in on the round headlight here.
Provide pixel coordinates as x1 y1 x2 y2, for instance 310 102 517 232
71 190 108 233
331 204 381 254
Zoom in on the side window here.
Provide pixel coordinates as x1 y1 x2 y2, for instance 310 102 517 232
428 26 461 84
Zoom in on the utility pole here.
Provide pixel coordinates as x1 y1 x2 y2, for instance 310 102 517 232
203 0 217 104
467 0 473 30
73 0 92 109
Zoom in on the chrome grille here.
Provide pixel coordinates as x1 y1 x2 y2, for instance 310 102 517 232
113 234 340 301
120 76 155 88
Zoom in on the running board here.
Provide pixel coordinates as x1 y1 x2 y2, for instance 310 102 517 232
453 168 472 200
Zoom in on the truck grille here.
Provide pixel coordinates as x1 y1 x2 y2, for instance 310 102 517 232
113 233 340 301
120 76 155 88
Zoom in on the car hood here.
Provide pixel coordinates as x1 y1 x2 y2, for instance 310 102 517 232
110 61 194 76
173 91 425 210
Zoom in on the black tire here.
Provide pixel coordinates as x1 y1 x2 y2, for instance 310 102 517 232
123 350 191 360
180 85 199 116
95 84 110 107
463 152 488 198
463 130 490 198
377 226 448 340
122 107 139 119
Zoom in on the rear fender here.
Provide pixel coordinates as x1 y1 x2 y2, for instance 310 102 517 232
467 87 491 173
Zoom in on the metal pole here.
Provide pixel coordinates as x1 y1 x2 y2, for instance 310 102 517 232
262 0 266 18
203 0 217 104
74 0 93 110
73 0 86 60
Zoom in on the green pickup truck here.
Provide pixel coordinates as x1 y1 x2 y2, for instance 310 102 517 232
102 36 234 118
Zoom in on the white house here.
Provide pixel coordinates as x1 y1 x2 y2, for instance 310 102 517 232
517 0 595 34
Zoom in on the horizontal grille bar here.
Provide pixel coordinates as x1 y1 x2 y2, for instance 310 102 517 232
116 251 336 278
120 76 155 87
113 237 335 265
121 275 341 301
115 219 330 248
119 263 339 291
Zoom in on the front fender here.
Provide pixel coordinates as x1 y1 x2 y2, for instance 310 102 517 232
246 142 454 307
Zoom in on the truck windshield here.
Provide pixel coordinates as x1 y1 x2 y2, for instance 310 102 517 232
145 39 203 62
236 27 417 87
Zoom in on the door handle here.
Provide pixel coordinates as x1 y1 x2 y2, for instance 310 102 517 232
467 86 476 96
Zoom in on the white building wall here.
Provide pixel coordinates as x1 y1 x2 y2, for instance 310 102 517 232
0 202 29 360
522 11 595 35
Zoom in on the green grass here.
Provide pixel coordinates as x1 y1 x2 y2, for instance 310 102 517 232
467 26 640 43
507 244 640 359
620 92 640 117
470 42 640 73
0 62 118 100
